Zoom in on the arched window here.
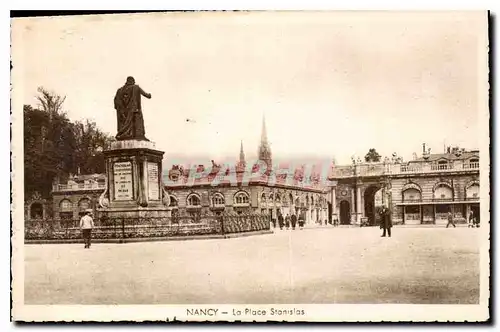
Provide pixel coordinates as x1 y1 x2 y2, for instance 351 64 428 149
466 182 479 199
30 202 43 219
311 196 315 206
187 193 201 207
437 160 449 170
234 191 250 205
275 193 281 203
261 193 267 202
403 188 421 201
212 193 225 206
59 199 72 212
434 183 453 200
469 158 479 169
269 193 274 202
289 193 294 204
78 198 91 210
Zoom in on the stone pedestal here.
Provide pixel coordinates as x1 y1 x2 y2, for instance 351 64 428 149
98 139 171 218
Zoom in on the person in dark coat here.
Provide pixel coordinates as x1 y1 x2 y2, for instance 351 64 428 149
298 217 305 229
380 206 392 237
278 214 284 230
446 211 456 228
291 214 298 230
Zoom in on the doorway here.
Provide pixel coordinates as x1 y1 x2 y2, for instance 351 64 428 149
339 200 351 225
363 185 382 226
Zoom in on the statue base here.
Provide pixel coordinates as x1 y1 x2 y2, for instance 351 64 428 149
98 139 171 218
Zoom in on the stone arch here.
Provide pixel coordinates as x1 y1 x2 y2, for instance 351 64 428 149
29 201 44 219
169 195 178 207
465 180 480 199
261 192 267 202
59 198 73 211
78 197 92 214
211 192 225 206
433 182 453 200
234 190 250 205
402 182 422 202
186 192 202 206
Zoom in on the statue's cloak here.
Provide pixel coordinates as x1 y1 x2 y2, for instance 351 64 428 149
114 83 148 140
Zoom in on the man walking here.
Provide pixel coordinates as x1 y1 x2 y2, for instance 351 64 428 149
80 209 95 248
291 213 297 230
380 206 392 237
278 213 285 230
446 211 456 228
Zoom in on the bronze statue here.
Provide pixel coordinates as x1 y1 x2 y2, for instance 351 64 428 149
114 76 152 141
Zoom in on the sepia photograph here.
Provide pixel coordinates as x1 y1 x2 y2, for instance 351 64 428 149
10 10 490 322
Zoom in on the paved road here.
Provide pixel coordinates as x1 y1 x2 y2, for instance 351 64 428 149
24 227 479 304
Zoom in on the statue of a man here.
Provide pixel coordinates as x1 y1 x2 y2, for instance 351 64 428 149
114 76 152 141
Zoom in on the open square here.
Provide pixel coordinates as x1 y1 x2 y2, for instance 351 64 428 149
24 227 479 305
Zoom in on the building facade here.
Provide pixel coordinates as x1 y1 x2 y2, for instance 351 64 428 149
328 146 481 226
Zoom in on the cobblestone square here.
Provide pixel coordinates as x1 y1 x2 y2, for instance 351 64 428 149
24 227 480 305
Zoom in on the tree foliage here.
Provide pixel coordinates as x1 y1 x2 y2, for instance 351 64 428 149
24 88 114 199
364 148 381 163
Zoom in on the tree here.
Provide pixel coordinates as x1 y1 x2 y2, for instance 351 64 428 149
24 102 76 198
72 119 114 174
364 148 381 163
24 87 114 199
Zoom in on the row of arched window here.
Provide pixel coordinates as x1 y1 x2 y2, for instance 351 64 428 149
181 191 250 208
59 197 91 211
402 181 479 201
260 192 326 206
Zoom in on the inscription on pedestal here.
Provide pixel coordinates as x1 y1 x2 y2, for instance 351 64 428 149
113 161 133 201
147 162 160 200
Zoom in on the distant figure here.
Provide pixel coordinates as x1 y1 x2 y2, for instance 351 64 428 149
80 209 95 249
380 206 392 237
277 214 284 230
291 214 297 230
468 210 474 228
282 214 288 230
298 217 305 229
114 76 152 141
446 211 456 228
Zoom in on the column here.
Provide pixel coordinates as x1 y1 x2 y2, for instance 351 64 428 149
331 187 337 220
356 186 362 224
351 187 356 224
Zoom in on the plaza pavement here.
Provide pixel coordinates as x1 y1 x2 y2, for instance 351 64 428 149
24 226 480 304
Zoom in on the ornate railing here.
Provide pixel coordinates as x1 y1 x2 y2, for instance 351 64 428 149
331 161 480 179
25 212 271 241
53 183 106 192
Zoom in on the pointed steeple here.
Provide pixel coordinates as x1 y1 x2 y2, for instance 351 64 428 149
258 114 272 170
261 115 268 145
239 140 246 164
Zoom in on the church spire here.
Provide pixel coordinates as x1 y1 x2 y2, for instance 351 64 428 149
258 114 272 170
239 140 246 165
261 114 268 145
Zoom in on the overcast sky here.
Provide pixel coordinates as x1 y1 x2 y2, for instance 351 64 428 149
12 11 488 167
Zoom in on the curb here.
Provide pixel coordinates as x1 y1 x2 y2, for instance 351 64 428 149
24 229 273 245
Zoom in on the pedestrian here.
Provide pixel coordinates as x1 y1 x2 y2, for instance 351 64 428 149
285 214 291 230
468 210 474 228
446 211 456 228
291 214 297 230
380 206 392 237
80 209 95 248
298 217 305 229
278 214 285 230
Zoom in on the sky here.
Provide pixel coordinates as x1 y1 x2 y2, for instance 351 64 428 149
12 11 488 168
